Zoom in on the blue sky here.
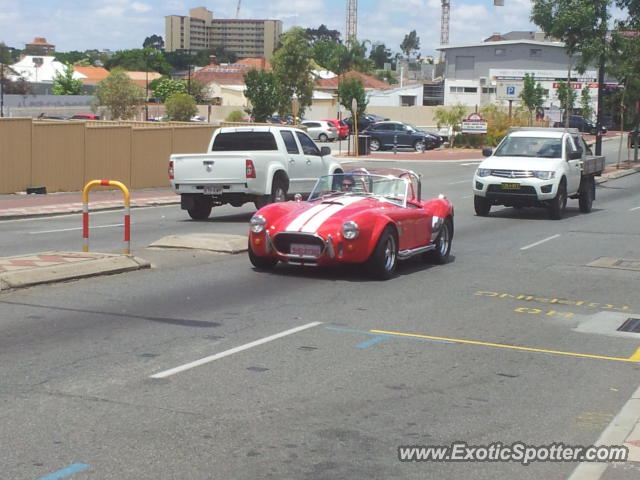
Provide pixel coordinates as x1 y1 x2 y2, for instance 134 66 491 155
0 0 540 56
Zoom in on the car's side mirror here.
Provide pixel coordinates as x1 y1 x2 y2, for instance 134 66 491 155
320 146 331 156
482 147 493 157
569 151 582 160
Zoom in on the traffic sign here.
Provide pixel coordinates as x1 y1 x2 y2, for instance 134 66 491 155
496 80 524 101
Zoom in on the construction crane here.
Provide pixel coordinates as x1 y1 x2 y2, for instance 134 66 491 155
236 0 241 18
346 0 357 43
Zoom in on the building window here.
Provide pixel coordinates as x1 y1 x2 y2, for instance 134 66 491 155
400 95 416 106
530 48 542 57
463 87 477 93
482 87 496 94
450 86 477 93
495 48 505 56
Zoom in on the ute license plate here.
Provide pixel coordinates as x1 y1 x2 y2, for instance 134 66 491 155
290 243 322 257
203 185 223 195
500 183 521 190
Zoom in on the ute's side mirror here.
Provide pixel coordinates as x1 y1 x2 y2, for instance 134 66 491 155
320 146 331 156
482 147 493 157
569 150 582 160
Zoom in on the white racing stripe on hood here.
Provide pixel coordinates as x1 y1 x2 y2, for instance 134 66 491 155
298 196 364 233
285 196 364 233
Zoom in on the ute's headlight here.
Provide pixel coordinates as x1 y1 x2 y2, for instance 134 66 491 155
476 168 491 177
342 221 359 240
250 215 266 233
532 171 555 180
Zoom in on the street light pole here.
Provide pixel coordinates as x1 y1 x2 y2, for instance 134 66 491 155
595 0 607 156
1 62 5 118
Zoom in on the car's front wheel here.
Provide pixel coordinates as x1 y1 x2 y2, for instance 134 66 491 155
318 133 328 142
549 180 567 220
248 245 278 270
474 195 491 216
424 217 453 264
414 139 426 152
366 226 398 280
369 138 381 151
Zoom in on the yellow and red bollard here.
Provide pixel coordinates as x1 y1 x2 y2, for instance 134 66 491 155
82 180 131 254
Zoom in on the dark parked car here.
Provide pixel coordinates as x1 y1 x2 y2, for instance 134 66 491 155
362 121 441 152
343 113 388 132
553 115 607 134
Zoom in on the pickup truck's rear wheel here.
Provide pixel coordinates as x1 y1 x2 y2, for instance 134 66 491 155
474 195 491 216
248 245 278 270
365 226 398 280
549 180 567 220
579 176 594 213
254 176 289 209
187 196 212 220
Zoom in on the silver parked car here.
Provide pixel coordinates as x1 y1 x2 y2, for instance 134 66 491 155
300 120 338 142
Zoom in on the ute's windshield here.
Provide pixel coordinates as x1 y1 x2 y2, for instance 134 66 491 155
494 136 563 158
308 173 410 206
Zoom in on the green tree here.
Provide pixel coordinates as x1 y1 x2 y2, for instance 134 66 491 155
434 104 468 148
374 70 397 85
556 81 578 122
152 77 187 102
165 92 197 121
338 77 368 117
244 69 281 122
95 68 145 120
271 27 315 118
369 43 392 69
304 25 341 43
52 62 84 95
336 39 373 74
400 30 420 58
580 86 594 120
105 48 172 75
311 40 344 71
143 35 164 51
519 73 546 124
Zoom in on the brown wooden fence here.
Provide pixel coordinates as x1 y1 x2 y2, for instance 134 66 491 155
0 118 218 193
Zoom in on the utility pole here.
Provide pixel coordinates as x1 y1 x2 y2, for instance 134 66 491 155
595 0 607 156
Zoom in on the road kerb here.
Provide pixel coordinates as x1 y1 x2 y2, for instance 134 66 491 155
0 253 150 290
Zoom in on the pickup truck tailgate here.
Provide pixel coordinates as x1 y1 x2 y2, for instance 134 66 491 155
583 155 605 175
171 153 247 184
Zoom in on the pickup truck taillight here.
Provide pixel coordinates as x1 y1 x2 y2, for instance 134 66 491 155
246 159 256 178
168 160 174 180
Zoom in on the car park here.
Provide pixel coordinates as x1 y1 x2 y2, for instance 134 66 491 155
323 118 350 140
342 113 388 132
300 120 339 142
70 113 101 120
362 121 441 152
248 168 454 279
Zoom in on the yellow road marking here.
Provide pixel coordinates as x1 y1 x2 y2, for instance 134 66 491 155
370 329 640 363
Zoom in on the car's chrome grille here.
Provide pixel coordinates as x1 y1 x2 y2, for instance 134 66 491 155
491 170 534 178
273 232 325 254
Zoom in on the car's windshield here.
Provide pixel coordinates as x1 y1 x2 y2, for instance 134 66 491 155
494 136 562 158
308 173 409 206
406 123 420 132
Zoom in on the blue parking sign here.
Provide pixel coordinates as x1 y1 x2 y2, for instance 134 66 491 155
506 86 516 95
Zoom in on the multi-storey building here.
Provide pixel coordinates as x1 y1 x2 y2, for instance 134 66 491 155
165 7 282 61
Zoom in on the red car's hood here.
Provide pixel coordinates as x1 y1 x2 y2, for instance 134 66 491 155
265 196 391 234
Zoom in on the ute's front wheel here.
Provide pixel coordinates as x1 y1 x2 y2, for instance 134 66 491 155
474 195 491 216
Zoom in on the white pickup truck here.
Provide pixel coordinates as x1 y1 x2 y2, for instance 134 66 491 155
169 125 343 220
472 127 605 220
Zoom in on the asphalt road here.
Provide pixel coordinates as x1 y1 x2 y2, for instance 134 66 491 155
1 157 640 479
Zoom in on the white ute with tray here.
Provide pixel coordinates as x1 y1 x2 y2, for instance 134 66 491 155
472 127 605 220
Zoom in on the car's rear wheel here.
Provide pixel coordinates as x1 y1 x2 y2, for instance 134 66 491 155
549 180 567 220
187 196 212 220
424 217 453 264
579 176 594 213
255 175 288 209
248 245 278 270
318 133 328 142
366 226 398 280
474 195 491 216
369 138 381 151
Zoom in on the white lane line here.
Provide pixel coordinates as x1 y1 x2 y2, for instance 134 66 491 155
30 223 125 234
460 162 482 166
448 180 471 185
461 195 472 199
520 234 561 251
568 383 640 480
630 206 640 211
150 321 323 379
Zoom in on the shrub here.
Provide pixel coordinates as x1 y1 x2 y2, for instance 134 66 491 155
225 110 246 122
165 93 197 122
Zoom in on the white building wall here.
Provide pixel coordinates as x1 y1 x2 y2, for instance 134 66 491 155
367 84 423 107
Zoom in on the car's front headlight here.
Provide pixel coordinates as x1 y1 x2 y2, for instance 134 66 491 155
476 168 491 177
342 221 359 240
250 215 267 233
532 171 555 180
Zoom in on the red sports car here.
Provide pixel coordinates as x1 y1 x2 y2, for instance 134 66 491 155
323 118 350 140
248 168 454 279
